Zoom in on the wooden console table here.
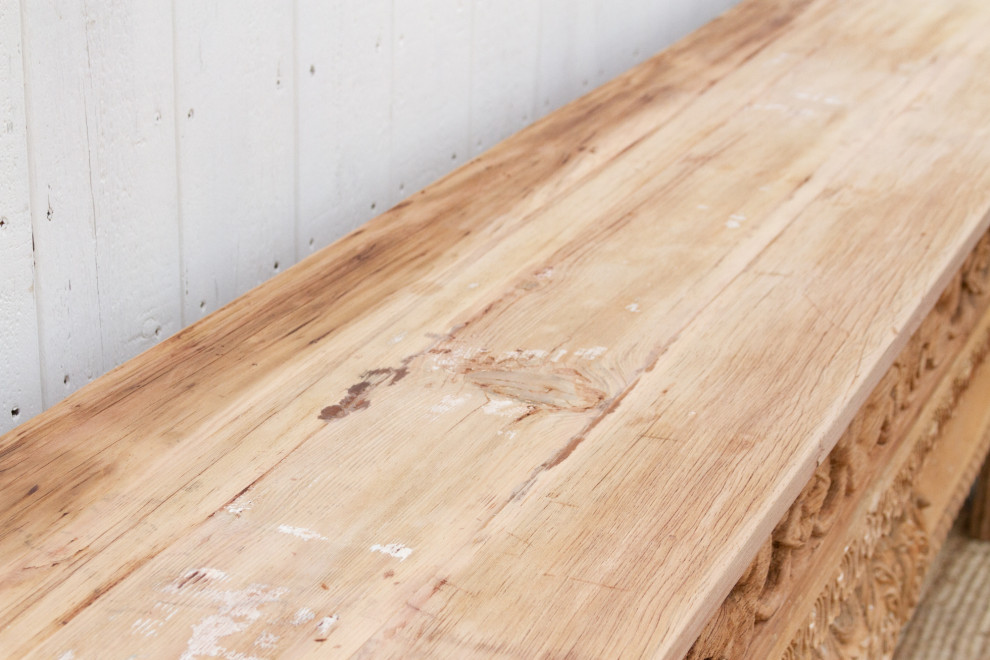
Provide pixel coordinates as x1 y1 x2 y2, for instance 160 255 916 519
5 0 990 657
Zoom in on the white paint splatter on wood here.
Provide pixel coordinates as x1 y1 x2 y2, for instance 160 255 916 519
277 525 328 542
254 631 279 649
429 394 471 415
175 581 287 660
574 346 607 360
291 608 316 625
131 617 163 637
626 303 641 313
498 348 549 362
751 102 790 112
370 543 413 561
430 345 484 371
130 600 180 639
226 500 253 516
482 398 530 418
315 615 339 639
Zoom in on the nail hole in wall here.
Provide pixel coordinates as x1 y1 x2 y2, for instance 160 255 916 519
200 300 206 311
155 326 162 338
309 64 316 75
0 216 7 228
451 153 457 161
309 237 315 247
11 407 19 419
274 261 280 270
63 374 70 385
187 108 194 118
370 202 377 211
399 183 405 192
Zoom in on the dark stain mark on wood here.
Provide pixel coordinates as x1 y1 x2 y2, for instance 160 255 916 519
175 569 213 590
27 484 39 496
308 327 337 346
319 382 373 420
318 361 412 422
430 577 448 597
542 435 585 471
217 482 254 515
384 570 394 579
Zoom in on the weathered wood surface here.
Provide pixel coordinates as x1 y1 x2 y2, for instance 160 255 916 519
689 235 990 659
4 0 990 657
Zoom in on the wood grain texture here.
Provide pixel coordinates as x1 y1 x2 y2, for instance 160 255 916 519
790 282 990 660
4 0 990 657
0 0 43 434
689 232 990 658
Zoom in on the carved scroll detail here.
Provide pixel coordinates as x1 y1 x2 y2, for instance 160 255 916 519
687 231 990 660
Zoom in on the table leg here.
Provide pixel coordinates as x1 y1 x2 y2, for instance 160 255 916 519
969 455 990 540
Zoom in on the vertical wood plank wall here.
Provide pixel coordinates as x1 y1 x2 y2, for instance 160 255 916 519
0 0 739 434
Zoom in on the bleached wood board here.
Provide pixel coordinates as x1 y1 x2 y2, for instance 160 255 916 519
4 0 990 657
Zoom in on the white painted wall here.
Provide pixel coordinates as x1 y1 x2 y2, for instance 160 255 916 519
0 0 739 434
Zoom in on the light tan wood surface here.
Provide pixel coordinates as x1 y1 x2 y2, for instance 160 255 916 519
688 234 990 659
4 0 990 657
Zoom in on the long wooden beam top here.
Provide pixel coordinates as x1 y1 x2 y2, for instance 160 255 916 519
5 0 990 657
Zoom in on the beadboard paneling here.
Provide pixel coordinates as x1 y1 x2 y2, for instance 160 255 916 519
297 0 394 255
1 0 742 434
0 0 42 429
174 0 296 320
